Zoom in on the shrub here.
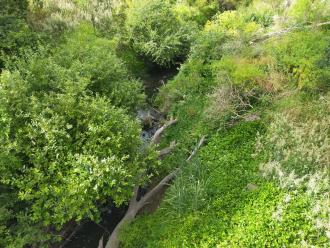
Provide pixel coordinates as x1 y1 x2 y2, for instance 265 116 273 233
12 25 145 112
55 25 145 110
156 60 214 112
28 0 116 33
211 56 265 87
125 0 198 66
287 0 330 24
190 10 261 62
0 23 147 247
266 30 330 90
155 9 264 112
0 69 150 246
204 84 254 127
171 0 219 25
0 15 43 69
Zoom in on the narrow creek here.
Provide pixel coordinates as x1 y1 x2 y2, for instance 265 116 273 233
61 66 178 248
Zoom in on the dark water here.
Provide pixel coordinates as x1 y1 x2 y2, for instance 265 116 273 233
142 65 178 99
63 207 126 248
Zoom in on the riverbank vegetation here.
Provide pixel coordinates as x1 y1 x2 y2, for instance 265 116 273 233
0 0 329 247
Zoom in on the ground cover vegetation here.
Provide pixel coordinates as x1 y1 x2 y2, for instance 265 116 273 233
120 0 330 247
0 0 329 247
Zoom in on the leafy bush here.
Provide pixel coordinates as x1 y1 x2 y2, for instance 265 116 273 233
266 30 330 90
0 67 149 246
54 25 145 110
188 10 261 63
211 56 265 87
0 15 43 69
156 10 262 112
28 0 116 33
287 0 330 24
0 23 147 247
11 25 145 112
171 0 219 25
156 60 214 112
125 0 198 66
0 0 28 16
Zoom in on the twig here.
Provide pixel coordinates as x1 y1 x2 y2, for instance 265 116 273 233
187 136 206 162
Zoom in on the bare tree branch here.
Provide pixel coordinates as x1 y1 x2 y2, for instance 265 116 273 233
150 118 177 145
98 236 103 248
157 141 177 159
187 136 206 162
251 21 330 44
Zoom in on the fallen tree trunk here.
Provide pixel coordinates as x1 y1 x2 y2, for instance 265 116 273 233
104 135 206 248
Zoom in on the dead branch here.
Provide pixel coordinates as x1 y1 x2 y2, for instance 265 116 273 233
104 135 206 248
150 118 177 145
157 141 177 159
187 136 206 162
98 236 103 248
251 21 330 44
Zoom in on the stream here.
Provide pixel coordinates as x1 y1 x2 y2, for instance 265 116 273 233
61 66 177 248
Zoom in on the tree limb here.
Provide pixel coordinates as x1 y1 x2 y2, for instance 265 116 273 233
187 136 206 162
129 186 139 207
98 236 103 248
251 21 330 43
150 118 177 145
157 141 177 159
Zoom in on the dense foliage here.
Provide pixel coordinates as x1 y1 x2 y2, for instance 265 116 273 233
125 0 198 66
0 0 329 247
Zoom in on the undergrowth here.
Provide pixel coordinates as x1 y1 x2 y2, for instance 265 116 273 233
120 0 330 247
